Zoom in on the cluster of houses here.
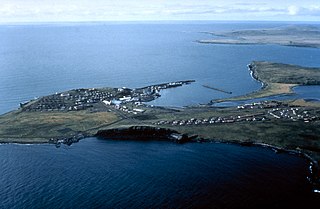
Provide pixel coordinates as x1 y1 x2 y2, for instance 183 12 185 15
153 113 267 126
21 88 115 112
268 107 319 122
111 103 145 115
153 101 319 126
237 100 285 109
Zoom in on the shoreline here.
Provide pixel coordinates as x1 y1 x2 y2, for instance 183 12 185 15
2 126 319 192
0 127 320 193
92 126 320 192
94 125 320 192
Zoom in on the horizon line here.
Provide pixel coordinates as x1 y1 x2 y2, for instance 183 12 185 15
1 19 320 25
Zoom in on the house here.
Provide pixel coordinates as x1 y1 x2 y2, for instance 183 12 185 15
119 96 132 102
133 108 145 113
103 100 112 105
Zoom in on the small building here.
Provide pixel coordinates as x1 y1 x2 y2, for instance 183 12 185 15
119 96 132 102
103 100 112 105
133 108 145 113
170 133 183 141
60 93 70 97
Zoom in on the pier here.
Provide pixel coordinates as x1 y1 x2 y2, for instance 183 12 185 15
202 84 232 94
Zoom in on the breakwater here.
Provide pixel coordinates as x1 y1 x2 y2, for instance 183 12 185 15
202 84 232 94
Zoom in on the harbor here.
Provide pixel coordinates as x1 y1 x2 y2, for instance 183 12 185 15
20 80 195 113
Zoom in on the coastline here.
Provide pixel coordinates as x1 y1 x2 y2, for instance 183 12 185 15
3 124 319 191
94 125 320 191
0 138 48 144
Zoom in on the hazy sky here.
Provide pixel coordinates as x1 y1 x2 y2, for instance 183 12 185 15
1 0 320 23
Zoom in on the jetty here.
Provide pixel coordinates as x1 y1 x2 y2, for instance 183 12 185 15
202 84 232 94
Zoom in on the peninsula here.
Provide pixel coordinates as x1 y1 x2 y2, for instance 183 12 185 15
211 61 320 103
0 62 320 186
198 25 320 48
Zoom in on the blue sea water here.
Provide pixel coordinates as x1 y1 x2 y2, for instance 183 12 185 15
1 21 320 208
1 22 320 112
0 139 318 209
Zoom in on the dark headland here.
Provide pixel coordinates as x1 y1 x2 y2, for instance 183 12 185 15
1 62 320 188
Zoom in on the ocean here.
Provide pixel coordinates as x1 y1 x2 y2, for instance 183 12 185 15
1 139 318 209
1 21 320 208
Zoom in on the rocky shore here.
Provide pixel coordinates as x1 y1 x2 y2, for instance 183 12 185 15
95 126 195 143
48 133 87 147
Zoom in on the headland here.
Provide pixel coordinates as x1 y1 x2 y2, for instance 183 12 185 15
211 61 320 103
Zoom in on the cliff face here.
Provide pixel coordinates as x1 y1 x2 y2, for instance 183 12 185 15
95 126 192 143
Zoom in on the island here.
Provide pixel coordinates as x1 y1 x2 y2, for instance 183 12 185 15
198 25 320 48
0 62 320 187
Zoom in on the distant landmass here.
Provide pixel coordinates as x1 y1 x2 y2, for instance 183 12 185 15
198 25 320 48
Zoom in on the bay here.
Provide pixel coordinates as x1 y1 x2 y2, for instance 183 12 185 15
1 21 320 208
